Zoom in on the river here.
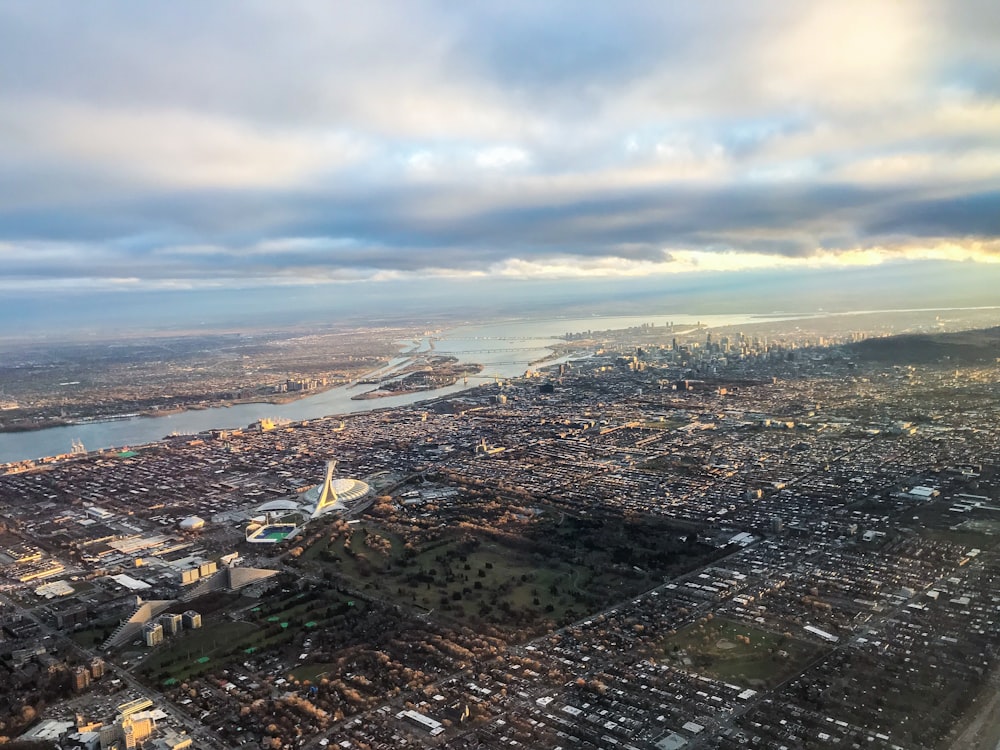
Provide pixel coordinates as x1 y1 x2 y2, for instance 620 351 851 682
0 312 802 464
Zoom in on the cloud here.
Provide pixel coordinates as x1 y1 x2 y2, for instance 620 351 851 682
0 99 370 190
474 146 530 170
0 1 997 297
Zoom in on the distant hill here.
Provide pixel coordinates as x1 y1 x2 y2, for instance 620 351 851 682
850 326 1000 365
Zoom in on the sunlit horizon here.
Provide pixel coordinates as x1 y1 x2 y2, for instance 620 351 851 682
0 1 998 312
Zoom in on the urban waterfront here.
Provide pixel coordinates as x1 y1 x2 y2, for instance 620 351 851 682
4 7 999 746
0 312 803 464
3 306 999 749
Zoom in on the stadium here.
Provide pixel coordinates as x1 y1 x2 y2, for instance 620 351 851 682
245 461 371 544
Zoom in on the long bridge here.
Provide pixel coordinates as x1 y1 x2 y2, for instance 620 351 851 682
435 347 554 355
445 335 562 341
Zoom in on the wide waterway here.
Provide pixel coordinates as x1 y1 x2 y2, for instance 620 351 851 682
0 312 806 464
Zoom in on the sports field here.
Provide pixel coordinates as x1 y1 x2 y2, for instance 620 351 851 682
662 617 825 688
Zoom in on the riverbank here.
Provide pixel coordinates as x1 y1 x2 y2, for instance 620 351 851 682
351 388 425 401
0 310 827 463
0 417 72 433
0 387 343 434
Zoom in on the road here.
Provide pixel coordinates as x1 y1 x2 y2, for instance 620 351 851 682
690 555 990 749
299 540 764 749
0 591 225 748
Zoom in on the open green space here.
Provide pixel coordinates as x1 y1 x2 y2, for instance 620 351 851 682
304 524 590 626
948 519 1000 537
920 527 999 548
137 587 364 684
299 514 719 631
662 617 825 689
138 620 260 681
641 417 687 430
70 623 112 648
290 661 338 683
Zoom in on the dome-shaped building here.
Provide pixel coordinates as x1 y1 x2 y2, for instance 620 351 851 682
179 516 205 531
245 461 371 543
301 467 371 517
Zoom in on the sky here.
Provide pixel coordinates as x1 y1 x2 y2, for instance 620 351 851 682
1 1 999 329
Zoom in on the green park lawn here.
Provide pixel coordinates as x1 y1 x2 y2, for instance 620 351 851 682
662 617 825 688
300 522 646 629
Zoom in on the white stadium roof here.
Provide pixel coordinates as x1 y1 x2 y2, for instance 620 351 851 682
255 498 304 513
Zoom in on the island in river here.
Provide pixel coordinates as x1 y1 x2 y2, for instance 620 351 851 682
351 356 483 400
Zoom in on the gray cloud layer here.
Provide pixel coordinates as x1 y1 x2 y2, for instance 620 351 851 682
0 1 999 291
